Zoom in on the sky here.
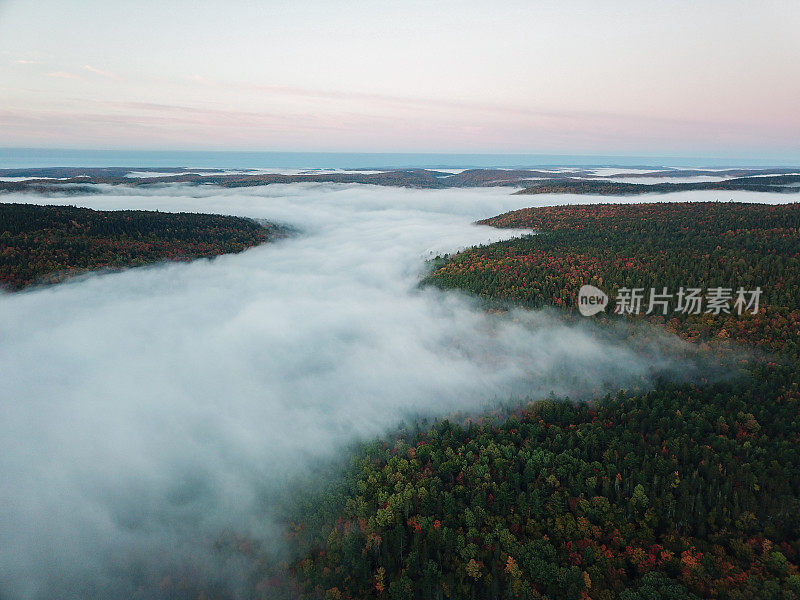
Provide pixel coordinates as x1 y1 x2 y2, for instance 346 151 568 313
0 0 799 159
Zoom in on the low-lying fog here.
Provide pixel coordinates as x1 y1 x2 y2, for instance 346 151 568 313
0 184 787 599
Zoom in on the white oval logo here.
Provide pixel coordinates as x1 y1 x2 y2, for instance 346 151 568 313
578 284 608 316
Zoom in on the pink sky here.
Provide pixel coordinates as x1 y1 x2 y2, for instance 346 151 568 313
1 0 798 159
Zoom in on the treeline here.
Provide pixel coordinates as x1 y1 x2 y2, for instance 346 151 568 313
0 203 285 290
284 364 800 600
515 177 800 196
425 202 800 356
3 170 800 194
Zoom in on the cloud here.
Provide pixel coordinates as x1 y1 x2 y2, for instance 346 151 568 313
45 70 81 80
0 183 712 599
3 86 798 154
83 64 120 80
186 73 218 86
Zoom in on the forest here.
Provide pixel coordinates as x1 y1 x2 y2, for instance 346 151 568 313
253 202 800 600
425 202 800 356
514 177 800 196
0 203 284 290
2 170 799 195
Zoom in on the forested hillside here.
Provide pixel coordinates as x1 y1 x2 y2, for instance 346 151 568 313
0 203 285 290
269 202 800 600
513 176 800 196
426 202 800 356
284 365 800 600
2 169 799 195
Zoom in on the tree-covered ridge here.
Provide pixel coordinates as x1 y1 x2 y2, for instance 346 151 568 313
425 202 800 357
0 203 285 290
514 177 800 196
286 364 800 600
2 169 799 194
477 201 800 234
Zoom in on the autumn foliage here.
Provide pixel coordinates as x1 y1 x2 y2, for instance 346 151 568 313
426 202 800 356
0 203 285 290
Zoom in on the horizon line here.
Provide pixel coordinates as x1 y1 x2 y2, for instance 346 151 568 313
2 147 799 170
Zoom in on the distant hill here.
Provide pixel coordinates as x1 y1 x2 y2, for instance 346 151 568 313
515 175 800 195
3 167 799 194
0 203 288 290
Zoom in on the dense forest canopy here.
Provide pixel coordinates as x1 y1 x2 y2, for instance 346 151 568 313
513 177 800 196
0 203 286 290
2 169 799 195
426 202 800 357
